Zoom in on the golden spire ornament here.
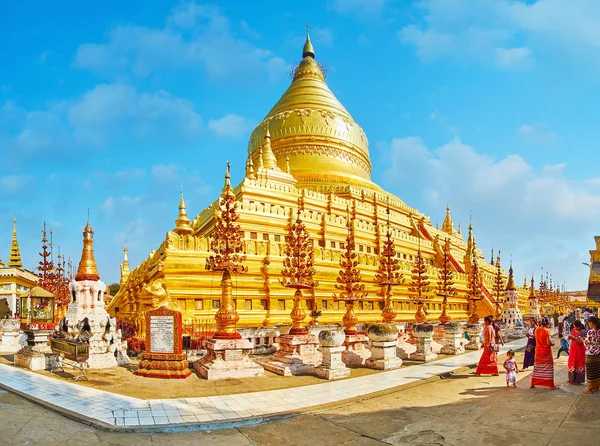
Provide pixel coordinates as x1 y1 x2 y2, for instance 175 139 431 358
206 162 248 340
375 203 404 323
173 187 194 235
437 238 456 324
280 203 317 335
333 210 367 334
492 252 505 320
466 239 483 324
408 247 432 323
8 217 23 268
75 215 100 282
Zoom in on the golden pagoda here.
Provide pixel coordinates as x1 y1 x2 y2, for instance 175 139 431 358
8 218 23 268
107 32 530 330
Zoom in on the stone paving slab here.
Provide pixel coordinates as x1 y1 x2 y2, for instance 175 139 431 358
0 337 527 432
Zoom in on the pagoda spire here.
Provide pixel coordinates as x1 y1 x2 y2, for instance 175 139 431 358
529 275 536 297
120 244 130 285
441 205 454 235
261 124 279 170
302 24 315 59
173 187 194 236
506 262 516 291
75 216 100 282
8 217 23 268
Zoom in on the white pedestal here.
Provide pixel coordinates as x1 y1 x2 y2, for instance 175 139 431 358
366 341 402 370
440 330 465 355
315 346 350 380
264 334 321 376
409 325 437 362
465 323 483 351
396 333 416 359
195 338 264 380
342 334 371 367
14 347 49 371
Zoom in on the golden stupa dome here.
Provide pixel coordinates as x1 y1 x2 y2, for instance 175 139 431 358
248 33 381 191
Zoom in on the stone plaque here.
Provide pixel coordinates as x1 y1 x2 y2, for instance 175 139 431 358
225 349 243 361
144 306 183 355
149 316 175 353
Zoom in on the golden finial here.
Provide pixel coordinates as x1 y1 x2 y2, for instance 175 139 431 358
258 147 264 170
120 243 130 285
285 155 291 174
441 204 454 234
262 123 278 170
303 24 315 59
174 187 194 236
506 261 516 290
8 216 23 268
75 216 100 281
245 157 256 180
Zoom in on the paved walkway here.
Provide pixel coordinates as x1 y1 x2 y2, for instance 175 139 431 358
0 337 527 432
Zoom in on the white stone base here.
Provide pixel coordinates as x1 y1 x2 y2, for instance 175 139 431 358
195 338 264 381
264 334 321 376
342 334 371 367
1 331 21 347
409 332 437 362
366 341 402 370
14 348 48 371
440 331 465 355
396 335 417 359
87 352 117 369
465 324 483 351
315 346 350 380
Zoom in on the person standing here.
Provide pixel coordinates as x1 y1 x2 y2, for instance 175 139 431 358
504 349 520 388
530 317 557 389
556 333 570 358
584 316 600 394
568 320 585 385
523 319 537 370
475 316 499 376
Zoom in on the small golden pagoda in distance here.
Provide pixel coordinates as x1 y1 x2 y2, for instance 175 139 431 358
107 32 529 330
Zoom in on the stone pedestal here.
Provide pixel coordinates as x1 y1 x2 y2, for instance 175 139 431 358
367 341 402 369
1 331 21 351
409 323 437 362
264 334 321 376
342 333 371 367
396 331 416 359
135 352 192 379
440 323 465 355
365 323 402 370
465 323 483 350
315 329 349 380
195 338 264 380
238 327 279 355
14 329 53 371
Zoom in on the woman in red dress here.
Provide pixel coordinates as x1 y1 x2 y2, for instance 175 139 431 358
475 316 499 376
530 317 557 389
567 320 585 385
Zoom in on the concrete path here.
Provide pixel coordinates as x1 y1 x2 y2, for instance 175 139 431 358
0 338 527 431
0 341 597 445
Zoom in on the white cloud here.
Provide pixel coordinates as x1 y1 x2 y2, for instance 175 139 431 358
495 47 534 70
0 174 34 196
378 134 600 289
68 84 201 145
329 0 387 17
151 164 180 181
73 3 287 84
208 113 253 139
542 163 566 174
400 0 600 69
516 123 557 144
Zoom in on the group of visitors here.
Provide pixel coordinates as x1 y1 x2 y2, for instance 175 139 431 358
474 309 600 394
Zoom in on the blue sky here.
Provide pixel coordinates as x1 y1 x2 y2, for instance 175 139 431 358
1 0 599 289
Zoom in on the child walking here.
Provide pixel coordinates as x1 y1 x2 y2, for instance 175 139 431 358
504 349 520 387
556 333 570 358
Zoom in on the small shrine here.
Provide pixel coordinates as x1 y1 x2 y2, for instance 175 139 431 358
64 218 129 368
502 264 525 339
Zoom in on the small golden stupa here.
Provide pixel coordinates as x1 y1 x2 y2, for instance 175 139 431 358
107 32 531 329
